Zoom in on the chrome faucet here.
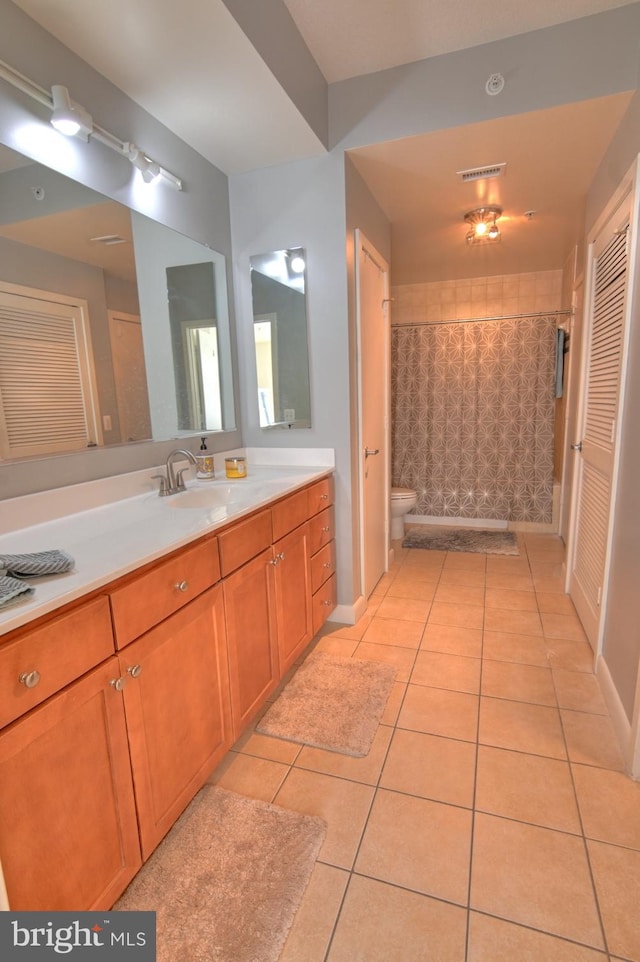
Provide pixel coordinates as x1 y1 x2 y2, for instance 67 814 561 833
153 449 198 496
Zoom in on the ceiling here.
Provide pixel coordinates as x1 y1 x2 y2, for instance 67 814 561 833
349 93 634 284
8 0 639 283
282 0 638 84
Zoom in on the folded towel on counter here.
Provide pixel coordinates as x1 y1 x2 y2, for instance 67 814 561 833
0 575 35 608
0 549 75 578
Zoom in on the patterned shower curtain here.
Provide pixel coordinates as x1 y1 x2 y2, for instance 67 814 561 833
391 316 557 523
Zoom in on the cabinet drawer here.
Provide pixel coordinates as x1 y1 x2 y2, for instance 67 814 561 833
218 509 272 577
308 506 334 555
310 540 336 594
307 476 334 517
0 596 114 729
312 574 337 635
271 489 309 542
110 539 220 649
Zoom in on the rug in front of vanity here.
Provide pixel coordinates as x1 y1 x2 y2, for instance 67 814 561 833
402 526 520 555
256 651 396 757
114 785 326 962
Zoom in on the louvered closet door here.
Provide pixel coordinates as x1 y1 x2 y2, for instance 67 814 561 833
570 194 631 651
0 288 99 459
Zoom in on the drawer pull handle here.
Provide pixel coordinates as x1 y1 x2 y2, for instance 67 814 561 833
110 677 126 692
175 580 189 592
19 670 41 689
127 664 143 679
322 526 330 533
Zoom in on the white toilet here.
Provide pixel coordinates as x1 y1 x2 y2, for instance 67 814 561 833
390 487 418 540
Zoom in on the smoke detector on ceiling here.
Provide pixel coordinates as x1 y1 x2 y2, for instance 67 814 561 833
485 73 505 95
456 163 506 183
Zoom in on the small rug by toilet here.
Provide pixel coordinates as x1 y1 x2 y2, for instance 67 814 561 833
402 526 520 555
114 785 326 962
257 651 397 757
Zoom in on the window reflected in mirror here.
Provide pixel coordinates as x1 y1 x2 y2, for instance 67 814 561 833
250 248 311 429
166 262 223 432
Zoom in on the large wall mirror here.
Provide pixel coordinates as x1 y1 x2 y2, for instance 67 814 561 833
0 143 235 462
250 248 311 429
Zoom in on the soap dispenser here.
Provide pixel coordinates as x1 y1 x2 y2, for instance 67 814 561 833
196 437 215 480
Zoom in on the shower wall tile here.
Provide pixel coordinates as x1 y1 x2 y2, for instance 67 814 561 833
391 270 563 326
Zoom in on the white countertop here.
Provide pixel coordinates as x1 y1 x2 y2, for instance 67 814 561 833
0 448 334 637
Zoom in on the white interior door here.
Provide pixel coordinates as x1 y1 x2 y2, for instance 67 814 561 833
356 230 390 599
108 311 152 443
568 190 632 652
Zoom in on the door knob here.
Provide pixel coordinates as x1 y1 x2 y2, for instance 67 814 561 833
364 448 380 458
571 442 583 451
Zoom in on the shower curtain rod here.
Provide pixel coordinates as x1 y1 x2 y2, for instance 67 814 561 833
393 309 572 329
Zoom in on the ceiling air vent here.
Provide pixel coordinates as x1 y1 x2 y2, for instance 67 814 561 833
89 234 127 245
457 163 506 182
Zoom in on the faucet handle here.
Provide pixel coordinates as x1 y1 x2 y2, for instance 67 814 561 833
175 467 191 490
151 474 169 496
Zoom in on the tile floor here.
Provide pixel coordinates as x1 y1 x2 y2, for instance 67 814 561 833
209 532 640 962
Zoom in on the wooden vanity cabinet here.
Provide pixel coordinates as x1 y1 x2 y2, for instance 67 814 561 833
272 523 313 675
0 471 336 910
109 537 232 860
223 548 278 739
307 481 337 633
0 655 141 910
116 584 232 860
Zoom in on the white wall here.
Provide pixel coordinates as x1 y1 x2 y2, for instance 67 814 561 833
229 153 358 608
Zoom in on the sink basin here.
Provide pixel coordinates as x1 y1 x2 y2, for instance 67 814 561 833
165 480 284 510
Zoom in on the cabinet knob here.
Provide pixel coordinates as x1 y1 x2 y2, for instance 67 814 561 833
320 493 329 500
322 525 330 533
322 600 332 607
19 669 41 689
278 552 286 561
269 557 280 566
127 664 143 679
175 580 189 592
322 562 333 569
110 677 126 692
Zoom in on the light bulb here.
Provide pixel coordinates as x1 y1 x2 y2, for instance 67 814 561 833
475 221 488 236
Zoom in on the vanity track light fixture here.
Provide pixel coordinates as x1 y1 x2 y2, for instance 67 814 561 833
464 206 502 244
126 144 161 184
288 252 306 274
50 85 93 140
0 57 183 189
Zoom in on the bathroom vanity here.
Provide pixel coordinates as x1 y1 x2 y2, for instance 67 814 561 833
0 454 335 911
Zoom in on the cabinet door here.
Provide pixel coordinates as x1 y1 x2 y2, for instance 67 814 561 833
273 524 313 675
223 548 278 739
118 585 232 860
0 657 141 910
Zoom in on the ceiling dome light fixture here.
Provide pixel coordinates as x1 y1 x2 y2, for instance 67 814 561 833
464 206 502 245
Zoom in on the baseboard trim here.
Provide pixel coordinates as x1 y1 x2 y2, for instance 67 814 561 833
596 655 635 776
328 596 367 627
407 515 507 530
